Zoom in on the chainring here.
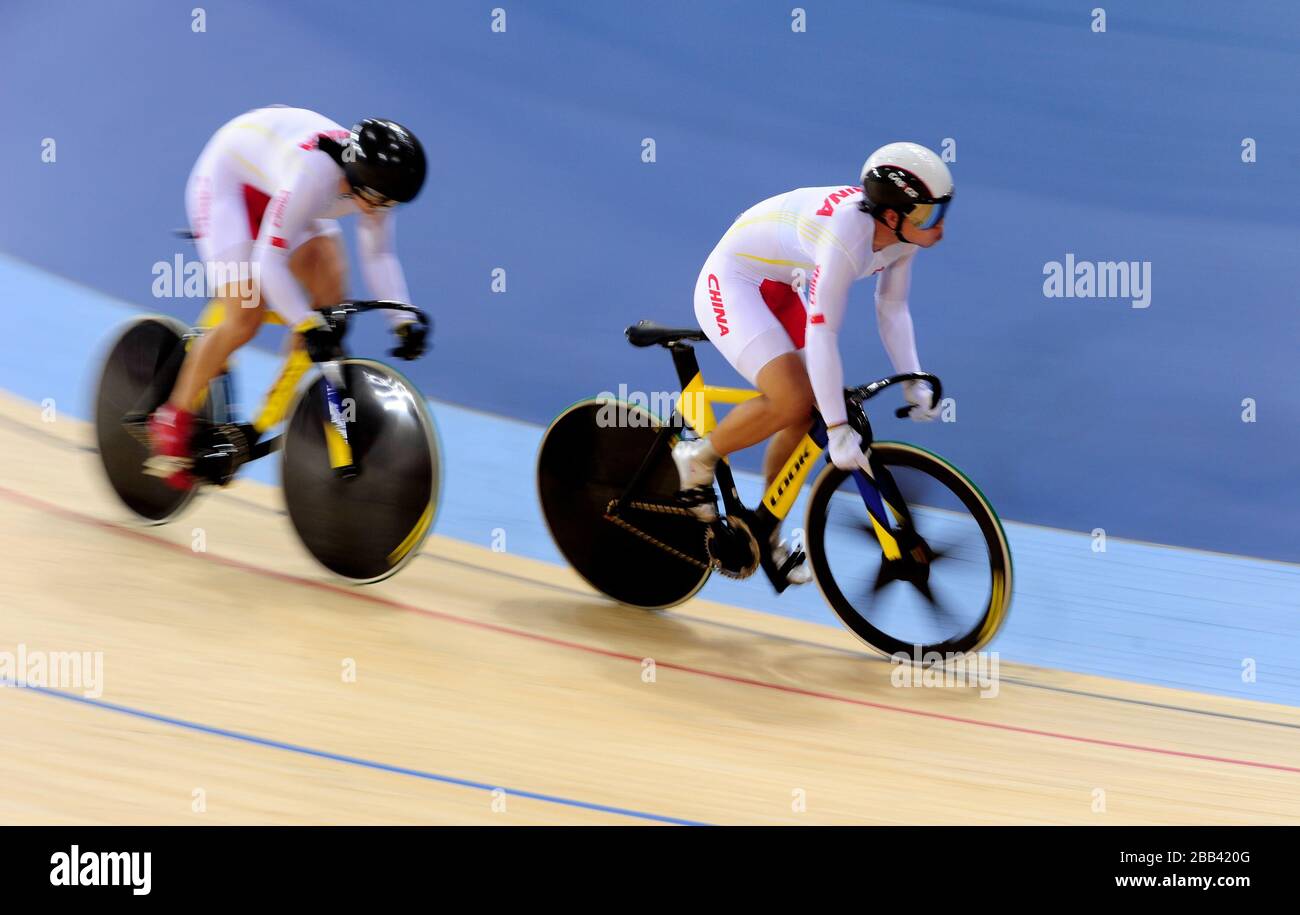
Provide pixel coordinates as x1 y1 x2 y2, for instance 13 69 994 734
705 515 761 579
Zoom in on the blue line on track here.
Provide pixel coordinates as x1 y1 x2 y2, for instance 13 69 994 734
1 681 708 826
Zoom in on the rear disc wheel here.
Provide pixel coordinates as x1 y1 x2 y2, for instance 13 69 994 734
93 315 209 523
536 399 710 609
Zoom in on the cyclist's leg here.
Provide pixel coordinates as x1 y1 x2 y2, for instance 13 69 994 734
290 221 346 310
725 354 813 580
711 349 812 457
175 219 343 399
675 265 810 519
169 172 264 412
167 278 262 412
686 268 814 579
691 264 812 461
762 407 813 487
148 175 264 487
280 224 347 355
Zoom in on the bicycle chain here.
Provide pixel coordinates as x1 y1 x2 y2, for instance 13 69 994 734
603 499 755 580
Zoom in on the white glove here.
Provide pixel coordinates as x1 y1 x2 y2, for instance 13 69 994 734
826 424 871 473
903 380 940 422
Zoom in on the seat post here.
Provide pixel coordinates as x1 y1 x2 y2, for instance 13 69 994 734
668 342 701 391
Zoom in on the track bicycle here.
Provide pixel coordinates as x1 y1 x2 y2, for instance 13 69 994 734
94 299 440 583
536 320 1012 657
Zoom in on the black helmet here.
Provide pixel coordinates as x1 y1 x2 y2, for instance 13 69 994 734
333 118 426 204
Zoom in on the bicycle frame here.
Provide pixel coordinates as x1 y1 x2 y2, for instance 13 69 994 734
661 341 908 566
193 299 314 431
184 298 427 478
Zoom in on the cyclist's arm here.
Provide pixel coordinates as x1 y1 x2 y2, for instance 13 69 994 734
250 159 339 328
803 255 856 428
875 249 922 375
356 211 415 330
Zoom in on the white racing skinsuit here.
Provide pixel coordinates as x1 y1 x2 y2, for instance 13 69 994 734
185 105 411 327
693 184 923 427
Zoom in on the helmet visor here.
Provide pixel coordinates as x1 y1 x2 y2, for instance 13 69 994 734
905 196 950 230
354 185 397 209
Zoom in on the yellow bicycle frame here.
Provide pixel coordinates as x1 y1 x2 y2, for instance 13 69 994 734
192 300 353 470
674 369 902 559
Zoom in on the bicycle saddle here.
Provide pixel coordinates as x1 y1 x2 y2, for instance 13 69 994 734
625 321 707 348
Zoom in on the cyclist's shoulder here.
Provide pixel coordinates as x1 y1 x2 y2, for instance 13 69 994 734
214 106 346 145
786 185 873 255
735 184 855 220
796 184 865 216
742 184 853 210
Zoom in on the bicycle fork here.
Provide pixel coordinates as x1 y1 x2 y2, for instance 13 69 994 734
756 426 910 569
252 347 356 478
317 361 357 479
849 467 905 561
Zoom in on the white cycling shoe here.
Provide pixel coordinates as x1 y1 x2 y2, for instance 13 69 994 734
772 539 812 586
671 439 719 522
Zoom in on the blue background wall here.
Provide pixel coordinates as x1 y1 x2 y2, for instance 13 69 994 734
2 0 1298 559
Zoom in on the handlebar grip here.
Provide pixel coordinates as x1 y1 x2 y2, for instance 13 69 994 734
395 304 430 329
895 388 942 419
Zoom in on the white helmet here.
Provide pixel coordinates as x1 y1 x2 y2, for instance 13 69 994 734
860 142 953 236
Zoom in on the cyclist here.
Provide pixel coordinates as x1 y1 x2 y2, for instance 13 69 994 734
674 142 952 583
148 105 429 489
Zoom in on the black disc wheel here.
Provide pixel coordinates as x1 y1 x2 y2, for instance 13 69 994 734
281 358 440 583
94 315 210 523
537 399 710 609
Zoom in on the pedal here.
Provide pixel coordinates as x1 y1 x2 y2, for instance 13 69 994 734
777 548 806 578
142 454 193 479
192 423 252 487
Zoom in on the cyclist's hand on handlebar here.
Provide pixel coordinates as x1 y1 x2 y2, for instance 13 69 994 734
902 380 940 422
300 314 343 363
389 320 428 361
827 424 872 473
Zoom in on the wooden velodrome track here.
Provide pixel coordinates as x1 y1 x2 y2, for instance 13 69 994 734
1 391 1298 825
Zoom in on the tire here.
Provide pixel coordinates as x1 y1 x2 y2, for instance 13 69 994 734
536 399 710 610
281 358 441 584
93 315 208 524
805 442 1012 658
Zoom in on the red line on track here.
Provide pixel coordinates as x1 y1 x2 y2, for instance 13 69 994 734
5 482 1298 777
